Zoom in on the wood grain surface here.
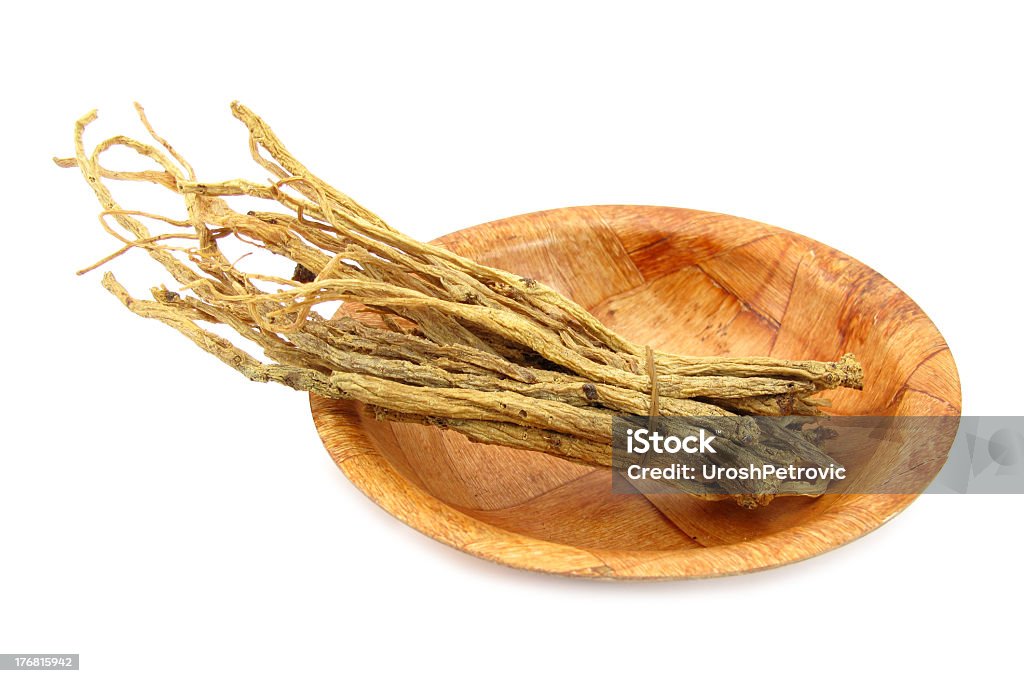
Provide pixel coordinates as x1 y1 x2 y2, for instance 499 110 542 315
309 206 961 579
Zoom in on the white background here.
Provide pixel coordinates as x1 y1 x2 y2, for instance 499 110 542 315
2 2 1021 681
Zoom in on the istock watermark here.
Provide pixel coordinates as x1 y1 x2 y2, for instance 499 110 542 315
610 415 1024 496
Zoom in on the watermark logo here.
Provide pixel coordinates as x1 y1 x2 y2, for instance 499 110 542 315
611 415 1024 496
928 417 1024 493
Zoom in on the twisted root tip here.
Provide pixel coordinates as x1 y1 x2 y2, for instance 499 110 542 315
837 352 864 390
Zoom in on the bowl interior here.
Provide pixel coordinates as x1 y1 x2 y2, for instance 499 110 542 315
311 206 961 577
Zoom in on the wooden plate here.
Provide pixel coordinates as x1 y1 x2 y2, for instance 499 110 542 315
309 206 961 579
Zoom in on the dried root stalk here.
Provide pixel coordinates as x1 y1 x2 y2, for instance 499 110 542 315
57 103 864 507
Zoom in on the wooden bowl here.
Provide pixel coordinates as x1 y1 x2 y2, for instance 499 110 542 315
309 206 961 579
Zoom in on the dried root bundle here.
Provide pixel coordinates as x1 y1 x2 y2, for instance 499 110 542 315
57 103 863 507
